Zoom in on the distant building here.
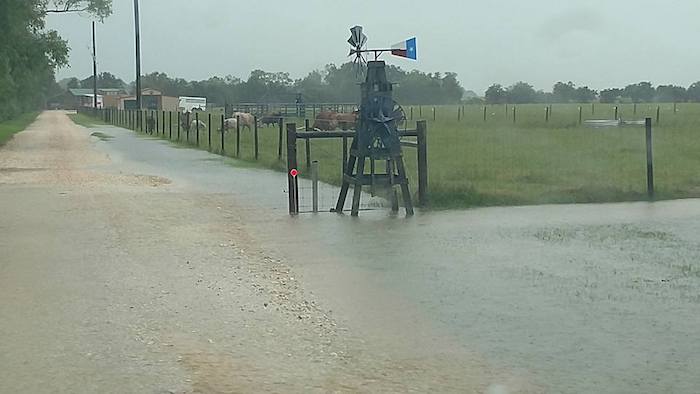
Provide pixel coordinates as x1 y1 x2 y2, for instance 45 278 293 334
119 89 178 111
68 88 105 109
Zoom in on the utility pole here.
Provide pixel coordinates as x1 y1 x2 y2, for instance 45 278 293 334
133 0 142 109
92 21 98 111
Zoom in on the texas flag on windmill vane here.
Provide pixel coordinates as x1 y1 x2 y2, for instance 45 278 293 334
391 37 417 60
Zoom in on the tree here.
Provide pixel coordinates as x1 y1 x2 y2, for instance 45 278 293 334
507 82 537 104
687 82 700 102
552 81 577 102
0 0 112 121
485 84 506 104
81 72 125 89
655 85 687 103
575 86 597 103
42 0 112 20
599 88 623 103
66 77 81 89
623 82 655 103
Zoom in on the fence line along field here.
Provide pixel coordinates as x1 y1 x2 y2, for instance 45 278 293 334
83 102 700 209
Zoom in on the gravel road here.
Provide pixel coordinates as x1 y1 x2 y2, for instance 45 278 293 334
0 112 521 393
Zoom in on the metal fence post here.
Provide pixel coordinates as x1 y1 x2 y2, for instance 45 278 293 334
645 117 655 200
221 114 225 153
236 115 240 157
208 113 212 150
311 160 319 213
195 111 200 146
254 116 259 160
277 118 283 160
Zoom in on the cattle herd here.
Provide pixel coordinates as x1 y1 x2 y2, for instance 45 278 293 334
176 109 360 134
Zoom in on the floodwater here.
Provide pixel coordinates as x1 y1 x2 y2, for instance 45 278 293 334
95 125 700 393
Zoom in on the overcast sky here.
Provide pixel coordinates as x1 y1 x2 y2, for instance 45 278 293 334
46 0 700 94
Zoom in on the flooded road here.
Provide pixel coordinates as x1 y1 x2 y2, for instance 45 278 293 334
2 112 699 393
96 119 700 393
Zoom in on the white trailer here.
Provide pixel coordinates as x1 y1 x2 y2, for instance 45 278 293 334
178 96 207 112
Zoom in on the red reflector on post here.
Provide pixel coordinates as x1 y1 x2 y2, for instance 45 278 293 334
290 168 299 177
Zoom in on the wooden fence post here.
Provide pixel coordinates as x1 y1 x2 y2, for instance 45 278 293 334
169 111 172 139
578 106 582 125
645 117 654 199
342 136 348 177
177 112 181 141
483 106 487 122
513 106 516 123
417 120 428 206
286 123 299 215
656 106 660 125
304 119 311 170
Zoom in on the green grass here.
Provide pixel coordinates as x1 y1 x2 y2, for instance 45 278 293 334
78 104 700 209
68 112 107 127
0 112 40 146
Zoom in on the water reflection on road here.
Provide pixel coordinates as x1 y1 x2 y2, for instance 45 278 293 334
97 125 700 393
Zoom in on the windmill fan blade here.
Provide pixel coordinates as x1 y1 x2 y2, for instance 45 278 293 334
349 25 364 47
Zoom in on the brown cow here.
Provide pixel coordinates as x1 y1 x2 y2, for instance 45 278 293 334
312 111 339 131
335 111 359 130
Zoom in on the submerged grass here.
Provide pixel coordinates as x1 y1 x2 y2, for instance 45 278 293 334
0 112 39 146
77 103 700 209
68 112 106 128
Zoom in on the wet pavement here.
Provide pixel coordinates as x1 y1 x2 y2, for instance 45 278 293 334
93 124 700 393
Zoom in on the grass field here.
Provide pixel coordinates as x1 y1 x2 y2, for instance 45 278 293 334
0 112 39 146
68 112 106 128
85 103 700 209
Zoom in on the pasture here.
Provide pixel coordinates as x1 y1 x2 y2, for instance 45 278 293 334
90 103 700 209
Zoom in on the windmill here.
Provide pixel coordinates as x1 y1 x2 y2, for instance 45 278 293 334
335 26 417 217
348 25 417 77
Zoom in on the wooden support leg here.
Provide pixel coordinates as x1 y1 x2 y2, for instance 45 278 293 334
335 153 357 213
395 157 414 216
351 156 365 217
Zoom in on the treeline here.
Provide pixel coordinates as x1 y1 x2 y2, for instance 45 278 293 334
484 81 700 104
0 1 111 122
65 63 465 105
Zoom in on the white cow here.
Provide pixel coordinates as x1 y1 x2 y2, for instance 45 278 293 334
231 112 255 131
222 118 238 133
190 120 207 132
